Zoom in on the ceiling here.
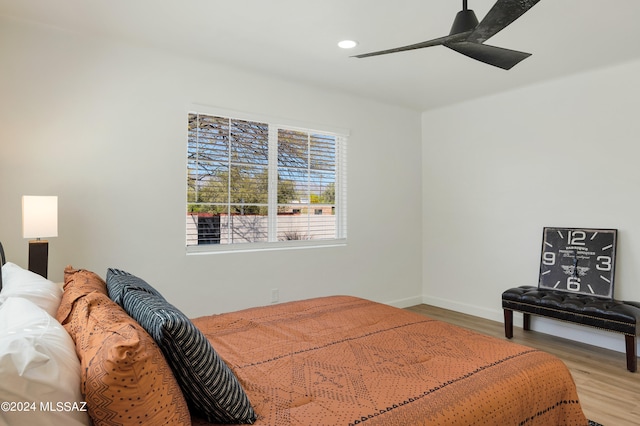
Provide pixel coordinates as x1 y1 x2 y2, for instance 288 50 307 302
2 0 640 111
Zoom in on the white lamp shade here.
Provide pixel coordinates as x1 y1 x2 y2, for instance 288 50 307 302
22 196 58 239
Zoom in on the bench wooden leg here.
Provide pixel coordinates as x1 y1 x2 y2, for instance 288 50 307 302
503 309 513 339
625 335 637 373
523 313 531 331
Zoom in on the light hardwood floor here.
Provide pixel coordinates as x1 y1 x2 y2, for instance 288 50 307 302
406 304 640 426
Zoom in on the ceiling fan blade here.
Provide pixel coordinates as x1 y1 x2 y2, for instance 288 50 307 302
444 41 531 70
353 31 470 58
467 0 541 44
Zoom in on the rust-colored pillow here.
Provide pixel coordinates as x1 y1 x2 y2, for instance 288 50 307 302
63 265 108 292
57 266 108 323
58 271 190 426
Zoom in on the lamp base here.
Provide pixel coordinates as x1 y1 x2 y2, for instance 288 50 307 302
28 240 49 278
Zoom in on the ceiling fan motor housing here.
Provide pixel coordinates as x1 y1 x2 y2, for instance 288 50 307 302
450 10 479 35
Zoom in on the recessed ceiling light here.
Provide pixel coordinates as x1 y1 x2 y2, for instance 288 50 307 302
338 40 358 49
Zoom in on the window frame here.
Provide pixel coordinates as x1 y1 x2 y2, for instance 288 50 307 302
186 105 348 254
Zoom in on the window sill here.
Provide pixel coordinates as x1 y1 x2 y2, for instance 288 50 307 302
186 239 347 255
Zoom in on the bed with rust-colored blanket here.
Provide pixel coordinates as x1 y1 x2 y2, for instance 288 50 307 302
192 296 587 426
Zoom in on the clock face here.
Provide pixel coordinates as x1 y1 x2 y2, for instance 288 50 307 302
538 227 617 298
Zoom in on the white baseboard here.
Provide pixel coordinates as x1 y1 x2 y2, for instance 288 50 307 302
422 295 504 323
385 295 424 309
420 294 637 355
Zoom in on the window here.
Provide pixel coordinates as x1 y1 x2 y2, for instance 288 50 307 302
187 111 347 252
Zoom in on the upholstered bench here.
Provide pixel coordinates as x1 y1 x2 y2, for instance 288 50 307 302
502 286 640 372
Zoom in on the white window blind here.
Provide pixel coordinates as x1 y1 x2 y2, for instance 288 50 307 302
187 112 347 251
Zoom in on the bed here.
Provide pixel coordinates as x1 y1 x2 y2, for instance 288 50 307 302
0 241 589 426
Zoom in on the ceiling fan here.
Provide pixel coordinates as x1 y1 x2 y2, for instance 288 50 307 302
354 0 541 70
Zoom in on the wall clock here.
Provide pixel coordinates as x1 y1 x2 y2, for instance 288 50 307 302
538 227 617 298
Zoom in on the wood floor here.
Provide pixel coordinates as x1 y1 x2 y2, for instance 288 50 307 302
406 304 640 426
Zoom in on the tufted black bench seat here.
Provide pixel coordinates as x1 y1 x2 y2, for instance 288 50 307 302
502 286 640 372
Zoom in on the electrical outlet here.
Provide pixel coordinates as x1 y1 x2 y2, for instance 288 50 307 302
271 288 279 303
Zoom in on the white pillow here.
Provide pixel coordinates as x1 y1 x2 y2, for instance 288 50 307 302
0 297 90 426
0 262 62 317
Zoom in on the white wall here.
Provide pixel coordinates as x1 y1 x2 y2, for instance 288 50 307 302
0 16 423 317
422 59 640 353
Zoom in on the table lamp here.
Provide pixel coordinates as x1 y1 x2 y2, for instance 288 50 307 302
22 195 58 278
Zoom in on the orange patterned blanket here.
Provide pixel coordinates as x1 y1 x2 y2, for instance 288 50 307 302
192 296 587 426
